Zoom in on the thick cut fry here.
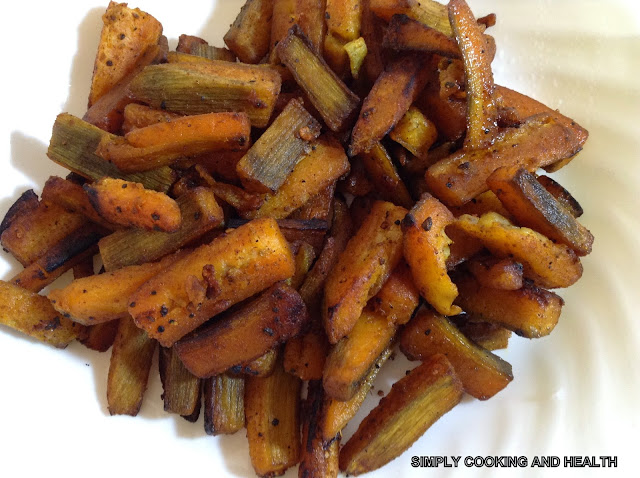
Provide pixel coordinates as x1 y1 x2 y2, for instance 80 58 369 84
322 348 392 441
224 0 273 63
323 309 395 401
402 193 461 316
383 14 460 58
494 85 589 171
339 354 463 475
72 259 119 352
128 61 281 128
367 261 419 325
49 251 185 326
159 346 201 418
11 225 102 293
283 328 329 381
277 28 360 132
400 308 513 399
323 263 418 401
245 356 301 477
84 42 167 134
487 167 594 255
0 189 39 236
175 283 308 378
325 0 362 42
47 113 176 193
248 135 350 219
349 54 429 156
88 2 163 107
41 176 117 230
369 0 453 36
299 381 340 478
204 374 245 436
1 200 87 267
85 178 181 232
0 280 83 348
236 98 321 193
449 0 498 149
425 114 587 206
96 112 251 173
359 142 413 209
99 187 223 271
129 218 296 347
107 317 157 416
453 272 564 338
537 175 584 218
323 201 406 343
452 212 583 289
389 106 438 160
467 256 524 290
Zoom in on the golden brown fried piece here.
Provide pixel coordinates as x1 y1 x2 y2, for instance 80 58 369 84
223 0 273 63
339 354 463 475
88 2 163 107
402 193 461 316
49 251 185 326
175 283 308 378
426 114 586 206
236 98 321 193
451 212 582 289
277 27 360 132
321 348 392 441
323 201 406 343
323 262 419 401
400 308 513 399
159 346 202 418
129 218 295 347
0 280 84 348
487 166 593 256
47 113 177 193
454 271 564 338
85 178 182 232
128 61 282 128
467 255 524 290
449 0 498 149
245 355 302 477
96 112 251 173
349 54 429 156
107 317 157 416
204 374 245 436
248 135 350 219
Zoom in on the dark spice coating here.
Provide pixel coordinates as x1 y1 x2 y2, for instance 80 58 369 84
175 283 308 378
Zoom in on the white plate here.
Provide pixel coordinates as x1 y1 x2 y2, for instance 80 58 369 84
0 1 638 477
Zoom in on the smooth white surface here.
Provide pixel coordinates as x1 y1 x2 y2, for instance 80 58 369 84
0 1 638 477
